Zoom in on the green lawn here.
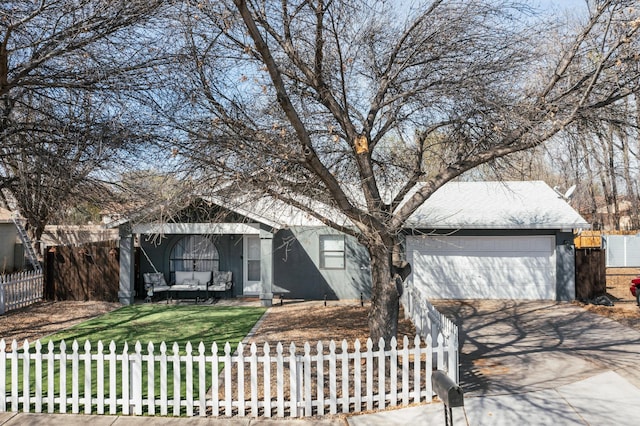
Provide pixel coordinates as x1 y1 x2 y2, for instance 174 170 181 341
5 304 267 413
41 304 267 352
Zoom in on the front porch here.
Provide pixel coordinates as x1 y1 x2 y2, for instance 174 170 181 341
118 222 276 306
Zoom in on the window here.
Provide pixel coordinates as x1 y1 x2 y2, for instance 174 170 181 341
246 235 261 281
319 235 345 269
170 235 219 277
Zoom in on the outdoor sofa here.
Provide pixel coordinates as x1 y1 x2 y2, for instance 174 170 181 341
143 271 233 303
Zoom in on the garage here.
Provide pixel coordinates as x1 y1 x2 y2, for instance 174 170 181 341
406 235 557 300
403 181 591 301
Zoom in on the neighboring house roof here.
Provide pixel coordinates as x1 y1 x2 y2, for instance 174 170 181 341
405 181 589 230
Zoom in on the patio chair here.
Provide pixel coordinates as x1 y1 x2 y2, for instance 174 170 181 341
143 272 171 302
209 271 233 298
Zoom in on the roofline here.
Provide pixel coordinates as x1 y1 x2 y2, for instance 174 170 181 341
105 195 284 231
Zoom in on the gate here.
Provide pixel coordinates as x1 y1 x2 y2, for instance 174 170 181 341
575 248 606 300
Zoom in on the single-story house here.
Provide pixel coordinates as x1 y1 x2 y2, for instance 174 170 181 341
109 181 588 305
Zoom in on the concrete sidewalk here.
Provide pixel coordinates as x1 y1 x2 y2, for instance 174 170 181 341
2 370 639 425
347 370 640 425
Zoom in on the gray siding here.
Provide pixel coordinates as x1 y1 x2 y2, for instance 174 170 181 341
273 227 371 300
0 224 17 273
555 231 576 301
136 226 576 302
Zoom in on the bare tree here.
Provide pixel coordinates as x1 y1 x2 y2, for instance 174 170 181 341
159 0 640 342
0 1 165 246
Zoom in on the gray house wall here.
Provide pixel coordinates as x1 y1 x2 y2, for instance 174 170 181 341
134 226 577 302
0 223 17 273
273 227 371 300
555 231 577 301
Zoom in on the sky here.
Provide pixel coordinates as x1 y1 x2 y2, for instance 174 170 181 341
535 0 589 14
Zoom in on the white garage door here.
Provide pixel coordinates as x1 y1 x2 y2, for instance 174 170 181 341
406 235 556 300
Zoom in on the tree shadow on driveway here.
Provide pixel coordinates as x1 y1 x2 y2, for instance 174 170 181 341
432 300 640 398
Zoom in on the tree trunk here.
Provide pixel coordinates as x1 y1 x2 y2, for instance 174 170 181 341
367 242 401 348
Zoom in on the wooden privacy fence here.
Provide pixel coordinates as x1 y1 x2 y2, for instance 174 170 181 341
0 271 43 314
402 284 459 382
0 334 456 418
575 248 606 300
45 241 119 302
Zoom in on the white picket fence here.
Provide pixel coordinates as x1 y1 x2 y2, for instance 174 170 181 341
0 333 456 417
402 284 459 382
0 271 44 315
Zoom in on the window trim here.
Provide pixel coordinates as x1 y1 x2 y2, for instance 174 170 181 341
319 234 345 270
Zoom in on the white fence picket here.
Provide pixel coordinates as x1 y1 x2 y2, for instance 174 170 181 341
223 342 232 416
185 342 193 417
0 271 43 314
353 339 361 412
237 342 246 417
84 340 92 414
211 342 219 416
35 341 42 413
97 341 105 415
108 341 117 415
303 342 312 416
197 342 206 417
22 340 30 413
263 342 271 418
171 342 180 416
315 341 324 416
340 340 349 414
47 341 55 413
377 337 385 410
275 342 284 417
249 343 258 417
390 337 397 407
365 338 373 411
329 340 337 414
0 297 459 420
147 342 155 416
59 340 66 414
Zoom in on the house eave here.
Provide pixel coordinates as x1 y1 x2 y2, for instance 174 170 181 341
132 223 263 235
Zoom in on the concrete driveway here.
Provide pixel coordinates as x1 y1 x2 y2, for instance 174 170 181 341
431 300 640 424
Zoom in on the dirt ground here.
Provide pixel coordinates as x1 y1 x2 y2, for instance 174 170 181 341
579 300 640 331
0 301 121 351
1 298 639 352
246 300 417 349
0 299 417 351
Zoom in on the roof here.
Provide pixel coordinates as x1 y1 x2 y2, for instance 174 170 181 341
110 181 588 232
204 194 330 228
405 181 589 230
